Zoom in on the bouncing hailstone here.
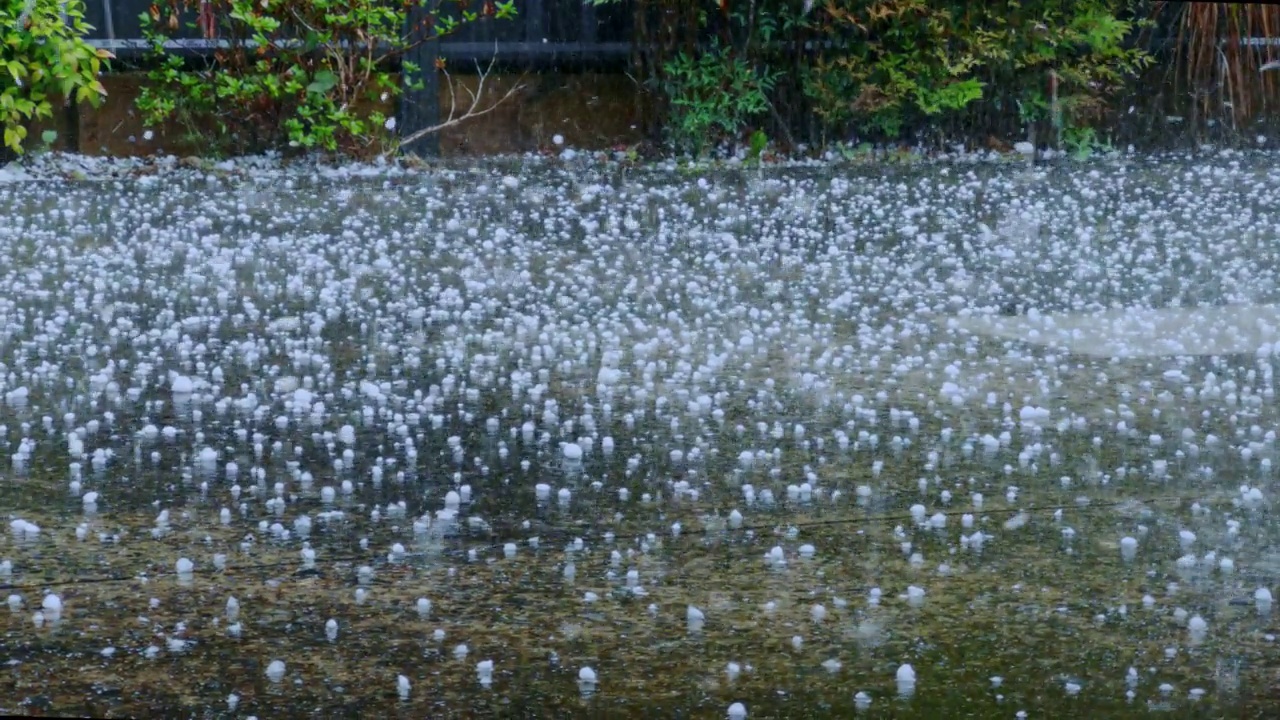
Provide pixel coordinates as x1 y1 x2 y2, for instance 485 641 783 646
1188 615 1208 644
896 664 917 698
687 605 706 632
1257 588 1274 614
1120 537 1138 562
41 594 62 621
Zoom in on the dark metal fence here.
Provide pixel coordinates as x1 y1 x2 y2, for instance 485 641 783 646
79 0 633 64
79 0 634 154
69 0 1280 154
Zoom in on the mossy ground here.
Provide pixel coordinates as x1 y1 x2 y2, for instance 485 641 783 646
3 424 1278 719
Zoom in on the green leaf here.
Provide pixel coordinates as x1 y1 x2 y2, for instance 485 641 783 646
41 129 58 145
306 70 339 95
4 125 27 152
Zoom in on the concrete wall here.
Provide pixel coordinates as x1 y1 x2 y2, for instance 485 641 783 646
30 72 647 158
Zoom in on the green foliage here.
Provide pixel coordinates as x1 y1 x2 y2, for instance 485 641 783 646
834 140 875 161
802 0 1151 142
1063 125 1111 160
1 0 111 154
803 0 979 138
746 129 768 163
633 0 1149 152
662 43 779 157
135 0 515 157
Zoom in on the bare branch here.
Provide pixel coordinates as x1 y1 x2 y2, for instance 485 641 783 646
391 43 526 156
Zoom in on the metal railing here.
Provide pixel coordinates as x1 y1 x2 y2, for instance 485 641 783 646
79 0 633 62
77 0 634 154
83 36 632 62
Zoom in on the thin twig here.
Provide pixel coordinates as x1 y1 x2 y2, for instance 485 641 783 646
390 44 526 156
764 94 796 153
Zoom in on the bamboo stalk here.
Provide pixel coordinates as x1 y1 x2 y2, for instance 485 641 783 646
1155 1 1280 130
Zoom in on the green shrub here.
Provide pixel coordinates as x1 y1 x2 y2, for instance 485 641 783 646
1 0 112 154
803 0 1151 143
135 0 515 158
803 0 983 139
662 41 780 157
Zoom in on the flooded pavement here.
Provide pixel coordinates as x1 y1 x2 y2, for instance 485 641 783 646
2 152 1280 718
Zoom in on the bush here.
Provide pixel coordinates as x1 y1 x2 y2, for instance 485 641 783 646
135 0 515 158
662 41 780 156
1 0 112 154
804 0 1152 145
803 0 983 139
607 0 1151 153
